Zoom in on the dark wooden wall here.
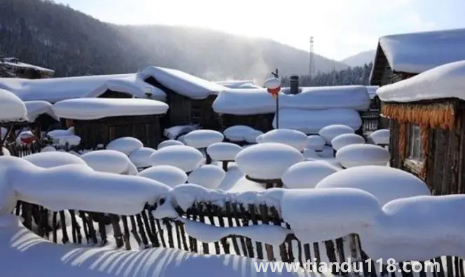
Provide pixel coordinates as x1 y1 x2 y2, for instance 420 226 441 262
99 90 134 99
219 114 274 133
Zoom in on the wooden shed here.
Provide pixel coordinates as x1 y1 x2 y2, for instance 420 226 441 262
378 61 465 195
53 98 169 149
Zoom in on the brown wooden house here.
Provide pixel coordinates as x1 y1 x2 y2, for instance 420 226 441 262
378 60 465 195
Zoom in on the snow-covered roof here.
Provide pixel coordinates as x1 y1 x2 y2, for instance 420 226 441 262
24 101 59 122
139 66 226 99
1 58 54 74
0 88 28 122
52 98 169 120
377 60 465 102
378 28 465 74
213 86 370 115
214 80 255 88
0 73 165 103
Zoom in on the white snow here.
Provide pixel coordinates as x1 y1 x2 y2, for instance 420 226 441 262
318 125 355 144
22 152 87 169
188 165 226 189
235 143 304 179
369 129 390 145
24 101 59 122
303 148 320 159
56 135 81 147
80 150 136 174
52 98 168 120
378 28 465 74
215 80 255 88
128 147 156 168
336 144 390 168
163 125 197 140
47 129 72 139
158 139 184 149
138 165 188 188
40 146 57 152
377 60 465 102
223 125 256 142
244 130 263 143
281 188 382 243
367 86 379 99
0 88 28 122
139 66 226 99
258 129 308 151
282 161 339 189
149 145 203 172
274 109 361 134
15 131 35 145
206 142 243 161
1 147 11 156
264 77 281 89
331 134 365 151
183 130 224 149
306 135 326 151
316 166 430 205
106 137 143 156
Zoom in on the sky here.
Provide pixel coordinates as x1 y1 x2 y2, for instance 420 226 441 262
54 0 465 60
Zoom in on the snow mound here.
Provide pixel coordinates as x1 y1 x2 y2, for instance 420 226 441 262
303 148 319 159
158 139 184 149
282 161 339 189
336 144 390 168
306 135 326 151
149 145 203 172
223 125 256 142
316 166 430 205
81 150 134 174
245 130 263 144
138 165 188 188
183 130 224 149
331 134 365 151
106 137 143 156
0 88 27 122
259 129 308 151
369 129 390 145
319 124 355 144
129 147 156 168
188 165 226 189
40 146 56 152
206 142 243 161
22 152 87 168
235 143 304 179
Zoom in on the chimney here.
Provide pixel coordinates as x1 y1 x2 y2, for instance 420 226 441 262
289 75 300 94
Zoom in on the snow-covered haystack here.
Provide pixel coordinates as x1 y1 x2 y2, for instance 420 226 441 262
306 135 326 151
319 125 355 145
282 161 339 189
369 129 390 145
15 131 35 145
81 150 137 175
183 130 224 149
106 137 143 156
303 148 319 159
235 143 304 180
316 166 430 205
158 139 184 149
245 130 263 144
149 145 203 172
188 165 226 189
138 165 188 188
206 142 242 161
336 144 390 168
331 134 365 151
40 146 56 152
223 125 256 142
129 147 156 168
0 88 27 122
22 152 87 168
258 129 308 151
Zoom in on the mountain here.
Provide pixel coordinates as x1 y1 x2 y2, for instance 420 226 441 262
0 0 348 82
341 50 376 67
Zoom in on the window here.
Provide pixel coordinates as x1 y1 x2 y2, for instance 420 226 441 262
407 124 423 161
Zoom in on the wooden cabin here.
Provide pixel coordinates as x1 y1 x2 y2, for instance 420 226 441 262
0 57 54 79
218 113 274 133
378 61 465 195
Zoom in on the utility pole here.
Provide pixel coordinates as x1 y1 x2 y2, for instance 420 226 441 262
309 36 315 78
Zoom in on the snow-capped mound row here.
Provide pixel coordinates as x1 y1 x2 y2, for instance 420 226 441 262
316 166 430 205
106 137 143 156
319 124 355 144
223 125 256 142
282 161 339 189
274 109 361 134
149 145 203 172
138 165 188 188
183 130 224 149
245 130 263 144
188 165 226 189
129 147 156 168
158 139 184 149
81 150 135 174
258 129 308 151
303 148 319 159
24 100 59 122
281 188 382 243
15 131 35 145
235 143 304 179
22 152 87 168
331 134 365 151
336 144 390 168
206 142 242 161
306 135 326 151
0 88 27 122
40 146 56 152
369 129 390 145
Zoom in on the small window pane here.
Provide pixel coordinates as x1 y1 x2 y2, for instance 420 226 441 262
408 125 423 161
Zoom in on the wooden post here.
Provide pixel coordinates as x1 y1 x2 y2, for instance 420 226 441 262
248 204 263 259
231 203 247 256
259 204 275 261
239 204 254 258
121 216 131 250
214 205 230 254
225 202 241 255
195 203 210 254
110 214 123 248
59 211 69 244
130 216 143 248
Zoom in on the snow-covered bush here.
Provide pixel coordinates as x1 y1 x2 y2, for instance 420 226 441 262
318 124 355 145
106 137 143 156
138 165 188 188
331 133 365 151
129 147 156 168
188 165 226 189
369 129 390 145
282 161 339 189
258 129 308 151
303 148 319 159
158 139 184 149
81 150 136 174
223 125 255 142
306 135 326 151
206 142 243 161
41 146 56 152
183 130 224 149
22 151 87 168
336 144 390 168
149 145 203 172
245 130 263 144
